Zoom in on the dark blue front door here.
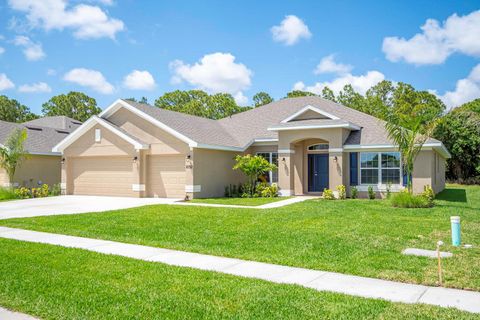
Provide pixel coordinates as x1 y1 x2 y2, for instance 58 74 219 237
308 154 329 192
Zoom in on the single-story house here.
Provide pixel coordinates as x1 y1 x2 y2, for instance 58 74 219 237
52 97 449 199
0 116 82 187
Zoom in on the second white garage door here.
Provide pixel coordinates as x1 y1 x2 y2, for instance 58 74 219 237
71 156 134 197
147 155 186 198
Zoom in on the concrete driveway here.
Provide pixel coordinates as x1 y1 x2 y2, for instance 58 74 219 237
0 196 181 220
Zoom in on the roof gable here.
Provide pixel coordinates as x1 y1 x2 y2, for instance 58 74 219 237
280 105 340 123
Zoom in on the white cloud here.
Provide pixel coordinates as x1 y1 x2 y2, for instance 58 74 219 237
63 68 114 94
18 82 52 93
46 68 57 76
0 47 5 54
271 15 311 45
123 70 156 91
314 55 352 75
13 35 45 61
383 10 480 65
170 52 252 104
437 64 480 109
294 70 385 96
8 0 124 40
233 92 248 106
0 73 15 91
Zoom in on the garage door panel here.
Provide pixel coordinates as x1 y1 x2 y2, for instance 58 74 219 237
71 157 133 197
147 155 185 198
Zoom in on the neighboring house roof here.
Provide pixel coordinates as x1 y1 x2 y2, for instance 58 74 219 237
52 97 450 158
0 120 72 155
23 116 82 132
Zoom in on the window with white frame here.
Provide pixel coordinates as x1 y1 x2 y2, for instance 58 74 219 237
308 143 329 151
360 152 401 185
257 152 278 183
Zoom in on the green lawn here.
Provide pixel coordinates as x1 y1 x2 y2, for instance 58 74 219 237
188 196 290 206
2 184 480 291
0 238 476 319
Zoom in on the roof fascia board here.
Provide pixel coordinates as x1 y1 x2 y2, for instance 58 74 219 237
344 143 451 158
268 123 360 131
52 116 148 152
280 105 340 123
99 99 198 147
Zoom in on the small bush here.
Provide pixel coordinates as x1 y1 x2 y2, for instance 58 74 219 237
422 185 435 207
323 188 335 200
386 183 392 199
336 185 346 200
0 187 18 200
391 192 432 208
368 186 376 200
351 186 358 199
256 182 278 198
14 187 31 199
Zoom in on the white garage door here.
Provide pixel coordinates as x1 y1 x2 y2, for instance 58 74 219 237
71 156 134 197
147 155 186 198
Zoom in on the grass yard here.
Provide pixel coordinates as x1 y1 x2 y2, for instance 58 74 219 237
188 196 289 206
2 184 480 291
0 238 476 319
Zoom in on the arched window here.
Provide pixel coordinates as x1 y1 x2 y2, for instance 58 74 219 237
308 143 329 151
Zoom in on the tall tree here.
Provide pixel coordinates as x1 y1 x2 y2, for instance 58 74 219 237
285 90 316 98
337 85 367 112
125 97 149 104
0 95 38 123
154 90 244 120
0 128 28 185
321 87 336 102
252 92 273 107
42 92 101 122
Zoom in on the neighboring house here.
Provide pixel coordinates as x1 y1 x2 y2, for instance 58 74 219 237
0 116 82 187
52 97 449 199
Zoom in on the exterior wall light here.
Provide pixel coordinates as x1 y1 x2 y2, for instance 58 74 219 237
334 156 338 162
133 156 138 163
282 157 286 162
186 154 191 160
61 158 65 165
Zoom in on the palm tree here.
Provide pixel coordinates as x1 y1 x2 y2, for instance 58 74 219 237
0 128 28 186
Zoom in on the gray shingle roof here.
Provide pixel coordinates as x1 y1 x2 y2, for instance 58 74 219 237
268 119 360 130
23 116 82 132
120 97 440 149
0 120 70 154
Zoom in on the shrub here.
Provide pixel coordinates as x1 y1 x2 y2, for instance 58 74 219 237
368 186 376 200
14 187 31 199
50 183 61 196
386 183 392 199
391 192 432 208
350 186 358 199
241 182 255 198
323 188 335 200
262 183 278 198
422 185 435 207
224 186 230 197
336 185 346 200
233 155 277 197
0 187 18 200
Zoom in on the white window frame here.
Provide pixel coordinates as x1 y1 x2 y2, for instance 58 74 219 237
256 152 278 183
95 128 101 143
359 152 403 189
307 143 329 151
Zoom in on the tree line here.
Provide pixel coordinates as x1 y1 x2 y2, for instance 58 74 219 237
1 82 479 183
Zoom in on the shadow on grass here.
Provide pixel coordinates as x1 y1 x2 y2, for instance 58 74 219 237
436 188 467 203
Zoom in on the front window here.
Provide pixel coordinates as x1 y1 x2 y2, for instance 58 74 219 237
257 152 278 183
308 143 329 151
360 152 401 185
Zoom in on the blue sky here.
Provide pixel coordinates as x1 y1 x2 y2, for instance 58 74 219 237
0 0 479 114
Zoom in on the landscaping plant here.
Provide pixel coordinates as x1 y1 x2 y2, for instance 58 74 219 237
336 185 346 200
323 188 335 200
0 187 18 200
391 190 431 208
0 128 28 186
233 155 276 197
350 186 358 199
368 186 376 200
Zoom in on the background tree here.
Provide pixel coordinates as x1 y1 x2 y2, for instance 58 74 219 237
0 128 28 186
434 103 480 183
154 90 244 119
252 92 273 107
0 96 38 123
285 90 316 98
125 97 149 104
321 87 336 102
42 92 101 122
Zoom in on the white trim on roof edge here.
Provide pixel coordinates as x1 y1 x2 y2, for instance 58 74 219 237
281 105 340 123
343 143 451 159
268 123 361 131
99 99 198 147
52 116 149 153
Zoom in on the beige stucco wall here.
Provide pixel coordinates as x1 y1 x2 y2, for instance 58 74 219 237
190 148 245 198
1 155 61 187
412 149 446 194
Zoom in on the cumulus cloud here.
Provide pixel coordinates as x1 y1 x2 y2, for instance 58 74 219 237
0 73 15 91
383 10 480 65
18 82 51 93
294 70 385 96
314 55 353 75
271 15 311 45
63 68 114 94
8 0 124 40
123 70 156 90
170 52 252 105
437 64 480 109
13 35 45 61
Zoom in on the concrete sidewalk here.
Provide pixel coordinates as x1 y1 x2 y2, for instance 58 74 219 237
1 226 478 314
0 307 38 320
177 196 319 209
